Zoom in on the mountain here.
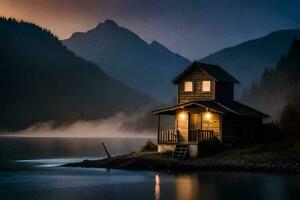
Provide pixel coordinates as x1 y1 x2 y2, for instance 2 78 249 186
241 39 300 119
200 29 300 94
0 18 153 131
63 20 190 102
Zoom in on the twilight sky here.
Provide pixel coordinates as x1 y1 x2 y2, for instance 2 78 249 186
0 0 299 59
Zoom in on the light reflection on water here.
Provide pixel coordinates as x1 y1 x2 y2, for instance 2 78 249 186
1 158 300 200
15 157 100 167
176 175 200 200
0 138 300 200
154 174 160 200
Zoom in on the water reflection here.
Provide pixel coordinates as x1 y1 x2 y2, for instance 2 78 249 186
175 175 204 200
154 174 160 200
1 138 300 200
0 137 149 161
151 172 300 200
171 172 300 200
262 175 286 200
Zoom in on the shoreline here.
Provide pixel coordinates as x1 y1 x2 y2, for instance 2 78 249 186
63 151 300 174
0 135 156 139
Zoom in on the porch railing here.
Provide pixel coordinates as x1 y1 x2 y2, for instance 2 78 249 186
188 129 214 143
158 129 178 144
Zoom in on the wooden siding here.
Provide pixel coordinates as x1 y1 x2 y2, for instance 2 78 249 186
177 67 215 104
222 115 263 144
176 109 221 142
201 112 221 139
215 82 234 102
221 115 241 144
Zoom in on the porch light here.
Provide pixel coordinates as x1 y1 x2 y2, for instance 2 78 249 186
179 112 187 120
204 111 212 121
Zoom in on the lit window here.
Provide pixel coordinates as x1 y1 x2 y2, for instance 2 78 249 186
184 81 193 92
202 81 211 92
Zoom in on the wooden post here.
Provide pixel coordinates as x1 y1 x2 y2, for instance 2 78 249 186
102 142 111 159
157 114 160 144
220 115 223 144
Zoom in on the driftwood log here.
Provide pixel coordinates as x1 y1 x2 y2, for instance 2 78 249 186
102 142 111 159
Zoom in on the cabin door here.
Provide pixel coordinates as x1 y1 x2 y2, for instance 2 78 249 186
189 113 202 131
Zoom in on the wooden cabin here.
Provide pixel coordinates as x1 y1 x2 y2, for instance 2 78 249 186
152 62 269 158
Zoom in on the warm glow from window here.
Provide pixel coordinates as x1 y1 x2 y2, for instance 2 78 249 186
204 111 212 121
202 81 211 92
179 112 187 120
184 81 193 92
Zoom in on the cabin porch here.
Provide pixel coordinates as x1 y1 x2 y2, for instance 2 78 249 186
157 129 214 144
157 129 214 158
153 103 223 157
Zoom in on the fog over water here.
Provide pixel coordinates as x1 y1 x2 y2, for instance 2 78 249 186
1 112 155 138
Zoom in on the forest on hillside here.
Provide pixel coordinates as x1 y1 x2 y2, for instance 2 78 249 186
0 18 153 131
242 39 300 140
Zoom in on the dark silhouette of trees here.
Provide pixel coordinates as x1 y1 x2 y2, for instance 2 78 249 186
280 100 300 140
242 39 300 140
0 18 152 131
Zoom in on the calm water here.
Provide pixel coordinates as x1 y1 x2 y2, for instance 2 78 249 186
0 137 300 200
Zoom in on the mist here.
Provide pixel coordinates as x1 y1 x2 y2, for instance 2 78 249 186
1 112 155 138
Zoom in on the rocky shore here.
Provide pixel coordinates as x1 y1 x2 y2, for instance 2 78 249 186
64 150 300 174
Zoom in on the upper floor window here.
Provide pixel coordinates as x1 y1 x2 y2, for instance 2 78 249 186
184 81 193 92
202 80 211 92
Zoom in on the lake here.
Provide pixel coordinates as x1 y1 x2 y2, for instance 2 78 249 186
1 137 300 200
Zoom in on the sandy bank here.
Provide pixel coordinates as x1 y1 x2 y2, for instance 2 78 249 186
64 151 300 174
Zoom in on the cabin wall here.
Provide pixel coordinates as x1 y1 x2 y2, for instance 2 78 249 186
158 144 176 153
189 144 198 157
221 115 241 144
201 112 221 139
222 115 263 144
177 68 215 104
176 109 221 142
215 82 234 102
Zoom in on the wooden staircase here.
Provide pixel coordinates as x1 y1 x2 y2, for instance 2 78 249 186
172 144 189 159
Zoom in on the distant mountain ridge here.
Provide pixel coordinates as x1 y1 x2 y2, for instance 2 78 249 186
200 29 300 94
64 21 300 101
63 20 191 102
0 18 153 131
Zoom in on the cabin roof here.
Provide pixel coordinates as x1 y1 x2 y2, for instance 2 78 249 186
152 100 269 118
173 61 240 84
152 101 225 115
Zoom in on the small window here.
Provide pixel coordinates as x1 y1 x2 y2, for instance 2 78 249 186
184 81 193 92
202 81 211 92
